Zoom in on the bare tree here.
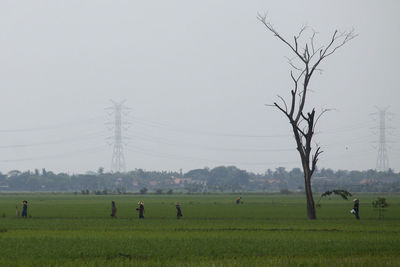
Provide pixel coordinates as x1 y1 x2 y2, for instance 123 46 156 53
258 14 356 219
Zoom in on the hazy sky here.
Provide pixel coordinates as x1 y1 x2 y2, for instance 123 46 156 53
0 0 399 174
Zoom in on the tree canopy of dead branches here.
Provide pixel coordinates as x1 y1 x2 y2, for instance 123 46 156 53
258 13 356 219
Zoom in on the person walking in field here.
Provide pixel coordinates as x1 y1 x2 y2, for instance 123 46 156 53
236 197 241 205
21 200 28 218
110 201 117 218
136 201 145 219
176 202 182 219
351 198 360 220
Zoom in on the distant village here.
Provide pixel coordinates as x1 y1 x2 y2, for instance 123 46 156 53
0 166 399 193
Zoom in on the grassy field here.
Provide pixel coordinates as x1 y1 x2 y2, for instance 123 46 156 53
0 193 399 266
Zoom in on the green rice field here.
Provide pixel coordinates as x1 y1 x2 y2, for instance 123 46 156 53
0 193 399 266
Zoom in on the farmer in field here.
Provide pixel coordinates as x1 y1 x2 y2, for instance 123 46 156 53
176 202 182 219
351 198 360 220
136 201 145 219
236 197 241 204
110 201 117 218
21 200 28 218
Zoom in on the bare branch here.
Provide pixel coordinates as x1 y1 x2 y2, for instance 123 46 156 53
294 25 307 52
295 76 309 123
293 119 308 138
308 29 357 78
289 89 296 117
314 68 324 75
264 103 275 107
313 108 336 131
277 95 288 113
309 45 324 61
289 70 306 118
311 147 323 174
296 25 307 40
324 29 357 58
300 112 308 121
286 56 303 71
297 127 307 138
257 13 306 63
322 30 339 57
273 102 290 119
290 71 297 84
304 43 310 61
310 29 317 54
295 69 306 84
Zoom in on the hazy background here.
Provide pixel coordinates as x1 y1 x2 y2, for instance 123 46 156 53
0 0 399 174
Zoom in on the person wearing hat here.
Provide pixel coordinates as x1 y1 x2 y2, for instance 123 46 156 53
110 201 117 219
352 199 360 220
21 200 28 218
176 202 183 219
136 201 145 219
236 197 241 205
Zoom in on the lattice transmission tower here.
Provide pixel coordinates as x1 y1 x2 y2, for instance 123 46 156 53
374 107 390 172
106 100 128 172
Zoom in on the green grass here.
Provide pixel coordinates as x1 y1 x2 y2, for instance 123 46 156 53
0 193 399 266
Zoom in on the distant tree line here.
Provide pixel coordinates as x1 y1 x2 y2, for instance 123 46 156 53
0 166 399 193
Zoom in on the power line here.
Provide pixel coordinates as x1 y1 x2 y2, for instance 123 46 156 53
127 144 378 168
130 115 373 139
0 116 103 133
128 132 295 153
0 131 107 149
315 121 371 134
0 145 106 163
127 128 374 154
126 146 298 166
129 116 291 138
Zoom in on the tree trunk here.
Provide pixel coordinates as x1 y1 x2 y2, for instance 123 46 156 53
304 166 316 220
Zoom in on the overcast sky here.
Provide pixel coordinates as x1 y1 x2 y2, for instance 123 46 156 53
0 0 399 174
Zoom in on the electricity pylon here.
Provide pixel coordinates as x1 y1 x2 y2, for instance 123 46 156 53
106 100 128 172
374 107 389 172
